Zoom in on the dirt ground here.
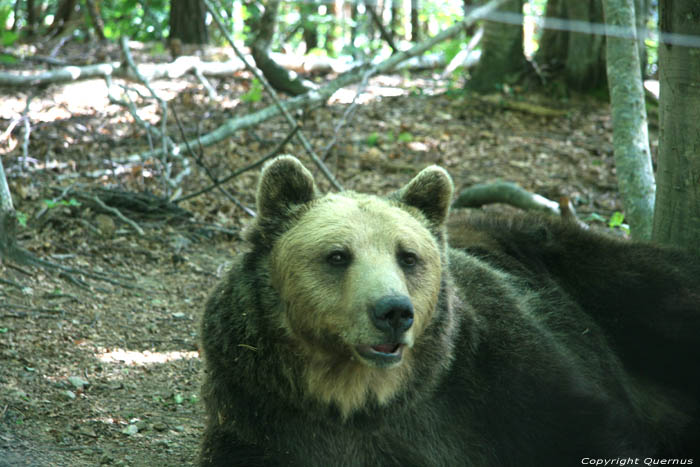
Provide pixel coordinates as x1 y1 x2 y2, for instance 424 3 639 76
0 50 655 466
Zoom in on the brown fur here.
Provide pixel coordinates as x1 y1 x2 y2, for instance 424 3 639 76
199 156 700 467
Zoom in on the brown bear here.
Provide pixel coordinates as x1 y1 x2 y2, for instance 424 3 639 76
199 155 700 467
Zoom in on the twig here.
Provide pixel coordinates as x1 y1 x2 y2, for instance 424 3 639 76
35 183 75 219
2 311 62 319
119 37 191 195
193 67 218 99
367 6 398 53
202 0 343 191
91 195 145 236
20 95 33 171
0 303 65 314
173 125 299 204
0 277 24 290
320 69 373 162
171 108 255 216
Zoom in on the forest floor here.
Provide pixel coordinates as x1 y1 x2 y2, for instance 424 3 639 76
0 44 657 466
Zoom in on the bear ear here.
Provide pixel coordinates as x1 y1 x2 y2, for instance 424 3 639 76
398 165 454 226
256 155 317 219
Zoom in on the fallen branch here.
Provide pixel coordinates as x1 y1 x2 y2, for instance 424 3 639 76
91 195 145 236
452 181 561 216
128 0 508 171
173 124 299 205
172 107 255 216
476 95 568 117
203 0 342 190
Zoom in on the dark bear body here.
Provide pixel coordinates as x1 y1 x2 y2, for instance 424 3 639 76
199 156 700 467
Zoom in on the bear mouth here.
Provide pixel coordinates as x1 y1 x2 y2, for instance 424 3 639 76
355 343 404 368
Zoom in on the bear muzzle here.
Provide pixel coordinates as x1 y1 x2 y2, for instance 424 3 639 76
354 295 414 368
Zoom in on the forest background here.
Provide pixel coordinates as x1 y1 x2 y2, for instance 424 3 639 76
0 0 699 465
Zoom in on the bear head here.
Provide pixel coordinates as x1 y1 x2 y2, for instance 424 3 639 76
251 155 454 416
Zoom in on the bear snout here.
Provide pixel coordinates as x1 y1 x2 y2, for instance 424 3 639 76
369 295 414 338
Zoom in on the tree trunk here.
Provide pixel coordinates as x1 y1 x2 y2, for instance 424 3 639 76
85 0 105 41
301 2 319 51
47 0 77 36
410 0 420 42
467 0 526 93
250 0 310 96
537 0 650 92
391 0 400 41
652 0 700 250
26 0 37 35
536 0 607 91
169 0 208 44
602 0 655 240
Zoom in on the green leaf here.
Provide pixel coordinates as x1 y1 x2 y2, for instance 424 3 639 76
609 211 625 229
0 53 17 64
1 31 18 47
173 393 184 404
366 132 379 147
241 79 263 103
0 328 8 333
16 211 27 227
42 198 82 209
397 132 413 143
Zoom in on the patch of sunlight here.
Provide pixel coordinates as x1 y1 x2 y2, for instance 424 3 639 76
97 348 199 366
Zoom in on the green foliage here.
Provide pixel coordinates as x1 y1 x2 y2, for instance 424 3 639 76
0 327 8 333
101 0 169 41
241 79 263 103
0 4 18 46
366 132 380 147
434 38 463 65
397 132 413 143
608 211 630 233
15 211 27 227
43 198 81 209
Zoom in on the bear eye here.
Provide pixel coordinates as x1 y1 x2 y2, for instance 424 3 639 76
398 251 418 268
326 250 351 267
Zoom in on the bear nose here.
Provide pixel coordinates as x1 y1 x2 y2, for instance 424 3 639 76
370 295 414 335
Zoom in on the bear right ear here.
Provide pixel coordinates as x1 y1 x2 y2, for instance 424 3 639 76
397 165 454 226
256 155 317 219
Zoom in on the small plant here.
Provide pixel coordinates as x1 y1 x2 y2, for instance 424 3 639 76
366 132 380 147
608 211 630 234
397 132 413 143
16 211 27 227
241 79 263 103
42 198 81 209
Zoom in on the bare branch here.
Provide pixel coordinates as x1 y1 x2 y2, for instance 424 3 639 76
453 181 561 216
202 0 342 190
130 0 508 181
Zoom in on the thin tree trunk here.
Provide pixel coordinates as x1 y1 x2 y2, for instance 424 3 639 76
602 0 655 239
85 0 105 40
391 0 400 41
652 0 700 249
410 0 420 42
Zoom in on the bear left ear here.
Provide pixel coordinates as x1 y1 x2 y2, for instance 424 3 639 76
398 165 454 226
256 155 317 219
